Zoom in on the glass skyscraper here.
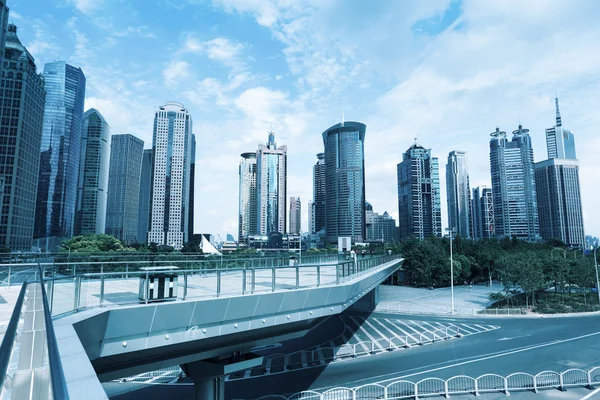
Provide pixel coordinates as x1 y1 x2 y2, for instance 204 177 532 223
312 152 326 234
397 142 442 239
323 121 366 244
0 24 46 251
238 152 257 241
188 134 196 239
34 61 86 251
446 150 471 238
137 149 152 244
148 102 193 249
489 125 540 242
106 134 144 244
256 132 287 235
74 109 110 236
471 186 494 240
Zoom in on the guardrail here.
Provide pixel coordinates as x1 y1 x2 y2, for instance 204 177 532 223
0 282 28 390
375 302 526 317
250 366 600 399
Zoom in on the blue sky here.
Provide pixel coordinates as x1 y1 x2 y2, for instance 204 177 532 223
9 0 600 238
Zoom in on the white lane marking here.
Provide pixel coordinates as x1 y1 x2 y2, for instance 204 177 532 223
411 321 435 340
392 319 422 338
580 386 600 400
362 318 393 344
474 324 490 331
382 318 419 342
372 318 404 339
345 316 378 352
447 322 477 334
420 321 446 334
497 334 532 341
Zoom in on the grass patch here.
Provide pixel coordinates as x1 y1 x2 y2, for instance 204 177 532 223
489 292 600 314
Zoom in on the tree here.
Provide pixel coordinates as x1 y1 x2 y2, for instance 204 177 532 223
60 234 132 253
181 241 202 253
516 255 545 307
568 258 596 304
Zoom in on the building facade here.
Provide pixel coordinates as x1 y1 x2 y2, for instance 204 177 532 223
238 152 257 241
256 132 287 235
34 61 86 251
471 186 494 240
312 152 326 234
546 97 576 160
289 196 301 235
397 142 442 239
446 150 471 238
188 134 196 240
0 24 46 251
74 109 110 236
105 134 144 244
137 149 152 244
365 202 398 243
147 102 193 249
323 122 366 244
489 125 540 242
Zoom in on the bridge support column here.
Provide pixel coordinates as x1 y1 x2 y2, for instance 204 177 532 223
351 285 379 311
192 375 224 400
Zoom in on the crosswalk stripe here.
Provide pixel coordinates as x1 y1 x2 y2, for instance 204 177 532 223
411 321 435 340
457 323 480 334
343 317 372 352
420 321 444 333
385 319 420 342
361 318 393 345
348 316 385 351
372 318 404 339
474 324 490 331
447 322 476 334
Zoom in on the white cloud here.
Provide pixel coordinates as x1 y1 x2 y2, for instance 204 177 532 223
68 0 103 15
162 60 192 85
184 36 245 69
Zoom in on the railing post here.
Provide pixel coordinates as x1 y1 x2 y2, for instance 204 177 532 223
145 270 150 304
242 267 247 295
295 266 299 289
74 276 82 311
317 265 321 287
7 265 10 287
533 376 538 393
414 382 418 400
251 268 256 293
217 270 221 297
474 379 479 396
125 262 129 279
504 377 509 395
272 267 276 292
444 380 449 398
559 373 565 391
587 371 592 389
100 274 105 307
336 264 340 285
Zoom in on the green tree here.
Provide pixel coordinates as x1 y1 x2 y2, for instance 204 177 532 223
516 255 545 307
568 258 596 304
60 234 132 253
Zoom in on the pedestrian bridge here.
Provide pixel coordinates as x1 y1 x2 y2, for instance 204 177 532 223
0 254 402 400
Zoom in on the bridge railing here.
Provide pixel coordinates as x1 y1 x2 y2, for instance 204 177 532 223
375 302 526 317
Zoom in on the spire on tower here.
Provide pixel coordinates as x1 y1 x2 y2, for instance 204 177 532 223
555 95 562 127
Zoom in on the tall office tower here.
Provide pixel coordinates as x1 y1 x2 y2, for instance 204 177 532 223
489 125 540 242
397 142 442 240
147 102 193 250
137 149 152 244
34 61 86 251
0 1 9 63
312 152 326 234
0 25 46 251
256 132 287 235
188 134 196 240
323 122 366 244
238 152 257 241
471 186 494 240
546 97 576 160
446 151 471 238
289 196 301 235
308 200 315 234
74 109 111 236
535 159 584 246
106 134 144 244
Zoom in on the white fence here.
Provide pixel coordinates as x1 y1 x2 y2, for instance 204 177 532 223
375 303 526 317
249 367 600 399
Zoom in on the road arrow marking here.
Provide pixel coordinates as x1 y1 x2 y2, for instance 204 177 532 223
497 334 532 341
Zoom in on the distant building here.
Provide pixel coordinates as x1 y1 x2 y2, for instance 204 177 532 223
137 149 152 244
546 97 576 160
238 152 257 241
323 122 366 244
446 151 471 238
308 200 314 234
188 134 196 240
397 142 442 239
489 125 540 242
105 134 144 244
365 202 398 243
471 186 494 240
289 196 301 235
147 102 193 249
312 152 326 234
34 61 86 251
256 132 287 235
74 109 111 236
0 24 46 251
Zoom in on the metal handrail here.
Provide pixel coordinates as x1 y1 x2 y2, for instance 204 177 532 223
0 281 28 391
38 267 70 400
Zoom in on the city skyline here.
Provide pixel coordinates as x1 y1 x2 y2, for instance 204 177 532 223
7 1 600 239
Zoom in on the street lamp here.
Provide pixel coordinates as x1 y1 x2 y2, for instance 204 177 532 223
445 227 456 315
592 242 600 305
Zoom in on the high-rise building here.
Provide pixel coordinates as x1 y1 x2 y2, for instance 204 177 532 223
0 1 9 64
312 152 326 234
289 196 301 235
238 152 257 241
489 125 540 242
546 97 576 160
471 186 494 240
308 200 315 234
106 134 144 244
188 134 196 240
147 102 193 249
535 159 584 247
397 142 442 239
74 109 110 236
256 132 287 235
323 122 366 244
0 24 46 251
365 202 398 243
446 150 471 238
137 149 152 244
34 61 86 251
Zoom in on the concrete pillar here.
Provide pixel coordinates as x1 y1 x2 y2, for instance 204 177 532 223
193 376 224 400
350 285 380 311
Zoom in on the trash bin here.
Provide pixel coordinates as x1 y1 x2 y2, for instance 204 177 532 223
139 266 179 302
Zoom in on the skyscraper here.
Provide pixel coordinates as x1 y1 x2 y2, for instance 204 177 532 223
147 102 193 249
546 97 576 160
188 134 196 240
323 122 366 244
106 134 144 244
471 186 494 240
446 151 471 238
312 152 326 234
0 1 9 63
74 109 110 236
34 61 86 251
289 196 301 235
0 24 46 251
238 152 257 241
397 142 442 239
137 149 152 244
256 132 287 235
489 125 540 242
365 202 398 243
308 200 315 234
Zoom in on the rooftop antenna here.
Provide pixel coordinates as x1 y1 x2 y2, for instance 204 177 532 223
341 98 345 127
555 91 562 127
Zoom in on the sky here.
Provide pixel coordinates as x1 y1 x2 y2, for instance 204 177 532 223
9 0 600 240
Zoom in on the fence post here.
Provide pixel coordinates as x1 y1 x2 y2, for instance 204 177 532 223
587 371 592 389
559 373 565 391
145 270 150 304
444 380 449 398
272 267 276 292
295 266 300 289
217 270 221 297
7 265 10 287
533 375 538 393
242 267 247 295
251 268 256 293
336 264 340 285
414 382 418 400
317 265 321 287
125 262 129 279
504 377 509 395
183 271 188 300
474 379 479 396
100 274 105 307
74 276 82 311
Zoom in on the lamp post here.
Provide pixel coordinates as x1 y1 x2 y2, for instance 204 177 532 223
445 227 456 315
593 243 600 305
